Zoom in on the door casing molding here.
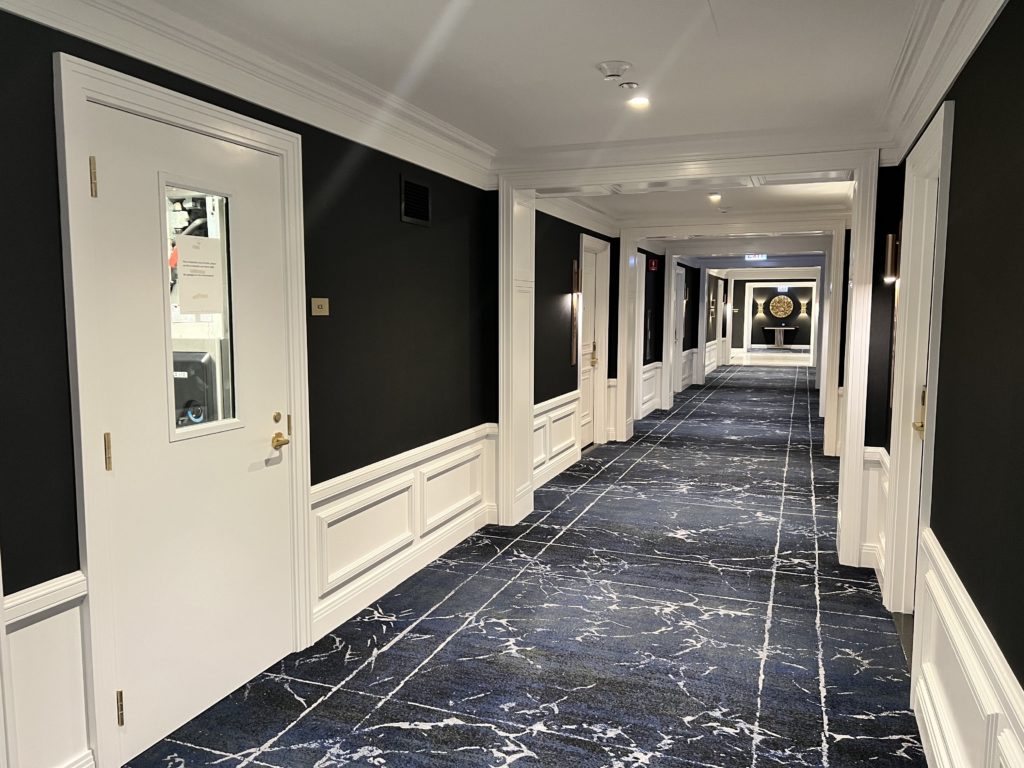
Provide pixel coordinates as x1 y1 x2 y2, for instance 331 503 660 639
53 53 311 765
579 234 611 447
499 153 877 557
884 102 954 613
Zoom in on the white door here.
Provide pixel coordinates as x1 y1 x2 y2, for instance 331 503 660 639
579 249 598 447
59 67 297 762
884 102 954 613
672 268 687 391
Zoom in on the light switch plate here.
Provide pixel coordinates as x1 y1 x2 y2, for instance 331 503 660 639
311 297 330 316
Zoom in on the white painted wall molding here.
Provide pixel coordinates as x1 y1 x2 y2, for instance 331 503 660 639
676 349 696 393
605 379 618 442
0 0 496 189
533 391 581 488
913 528 1024 768
860 447 890 587
311 424 497 640
639 363 662 418
2 572 87 629
0 573 92 768
884 0 1007 165
534 198 618 239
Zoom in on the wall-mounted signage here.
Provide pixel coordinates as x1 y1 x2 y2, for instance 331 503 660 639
744 253 767 261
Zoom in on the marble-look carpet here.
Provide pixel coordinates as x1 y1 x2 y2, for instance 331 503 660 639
131 365 925 768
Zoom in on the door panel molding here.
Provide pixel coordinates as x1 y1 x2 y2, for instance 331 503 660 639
53 53 310 766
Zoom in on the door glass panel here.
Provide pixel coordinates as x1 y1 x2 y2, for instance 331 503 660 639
165 186 235 431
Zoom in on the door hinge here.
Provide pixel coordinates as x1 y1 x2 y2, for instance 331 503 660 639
115 690 124 726
912 385 927 436
89 155 98 198
103 432 113 471
287 414 292 436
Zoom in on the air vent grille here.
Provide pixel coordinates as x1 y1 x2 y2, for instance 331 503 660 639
401 177 430 226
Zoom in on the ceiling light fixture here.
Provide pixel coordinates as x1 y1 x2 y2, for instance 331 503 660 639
627 96 650 110
619 81 639 90
708 192 722 204
596 60 632 81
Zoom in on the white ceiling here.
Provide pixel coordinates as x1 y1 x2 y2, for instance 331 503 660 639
153 0 923 155
568 181 853 223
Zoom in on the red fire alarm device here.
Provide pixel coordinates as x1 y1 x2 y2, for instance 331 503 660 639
648 257 659 272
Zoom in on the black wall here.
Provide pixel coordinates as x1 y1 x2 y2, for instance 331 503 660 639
864 165 906 448
683 266 701 351
926 0 1024 683
641 249 665 364
731 280 749 347
705 275 720 341
838 230 852 386
534 212 617 403
748 285 814 346
0 11 497 595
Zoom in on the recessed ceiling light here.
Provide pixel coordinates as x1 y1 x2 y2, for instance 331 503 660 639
597 60 632 81
708 192 722 204
619 81 640 90
627 96 650 110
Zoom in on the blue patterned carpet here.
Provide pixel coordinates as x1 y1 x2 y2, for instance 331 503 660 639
131 365 925 767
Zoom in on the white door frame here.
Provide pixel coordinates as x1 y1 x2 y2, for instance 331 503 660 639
883 103 954 614
54 54 311 763
742 281 818 354
499 152 877 568
579 234 611 446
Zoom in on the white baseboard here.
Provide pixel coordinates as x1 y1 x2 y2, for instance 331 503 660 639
914 529 1024 767
311 424 497 640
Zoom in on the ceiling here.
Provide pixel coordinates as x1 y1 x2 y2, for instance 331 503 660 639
152 0 925 156
568 181 853 223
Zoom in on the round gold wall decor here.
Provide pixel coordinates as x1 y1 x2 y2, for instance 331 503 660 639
769 295 794 319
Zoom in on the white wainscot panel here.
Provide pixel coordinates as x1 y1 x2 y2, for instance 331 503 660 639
640 363 662 418
310 424 496 640
4 573 93 768
913 529 1024 768
419 446 483 534
861 447 889 586
705 342 719 375
678 349 695 392
532 391 580 488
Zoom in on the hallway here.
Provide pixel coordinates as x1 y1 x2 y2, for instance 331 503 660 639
131 366 922 767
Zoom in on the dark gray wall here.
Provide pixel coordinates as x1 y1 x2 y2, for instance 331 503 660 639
534 212 617 403
705 275 720 341
641 249 665 364
683 267 701 351
864 165 906 449
0 10 497 595
927 0 1024 684
731 280 749 347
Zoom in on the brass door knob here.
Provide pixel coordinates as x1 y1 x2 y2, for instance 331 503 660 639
271 432 290 450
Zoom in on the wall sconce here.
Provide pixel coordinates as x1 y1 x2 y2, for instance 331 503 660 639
799 299 808 317
570 258 580 365
884 233 900 284
756 299 765 317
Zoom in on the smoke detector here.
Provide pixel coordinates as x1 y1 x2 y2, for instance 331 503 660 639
596 60 632 81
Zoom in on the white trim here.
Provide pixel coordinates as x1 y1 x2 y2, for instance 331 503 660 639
532 392 581 488
913 529 1024 768
0 0 495 189
311 425 497 639
605 379 619 441
580 234 612 446
860 447 890 586
0 560 17 768
639 362 663 418
884 102 954 614
2 572 88 628
535 198 618 239
53 53 311 765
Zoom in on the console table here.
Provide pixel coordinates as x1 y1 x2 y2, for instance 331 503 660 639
763 326 797 348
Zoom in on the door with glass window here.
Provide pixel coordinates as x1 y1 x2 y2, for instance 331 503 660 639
60 73 296 762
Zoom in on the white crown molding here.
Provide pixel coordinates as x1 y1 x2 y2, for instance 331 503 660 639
495 127 897 175
882 0 1008 164
0 0 498 189
534 197 619 239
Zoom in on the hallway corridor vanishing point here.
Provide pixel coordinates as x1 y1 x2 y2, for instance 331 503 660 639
132 367 924 768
